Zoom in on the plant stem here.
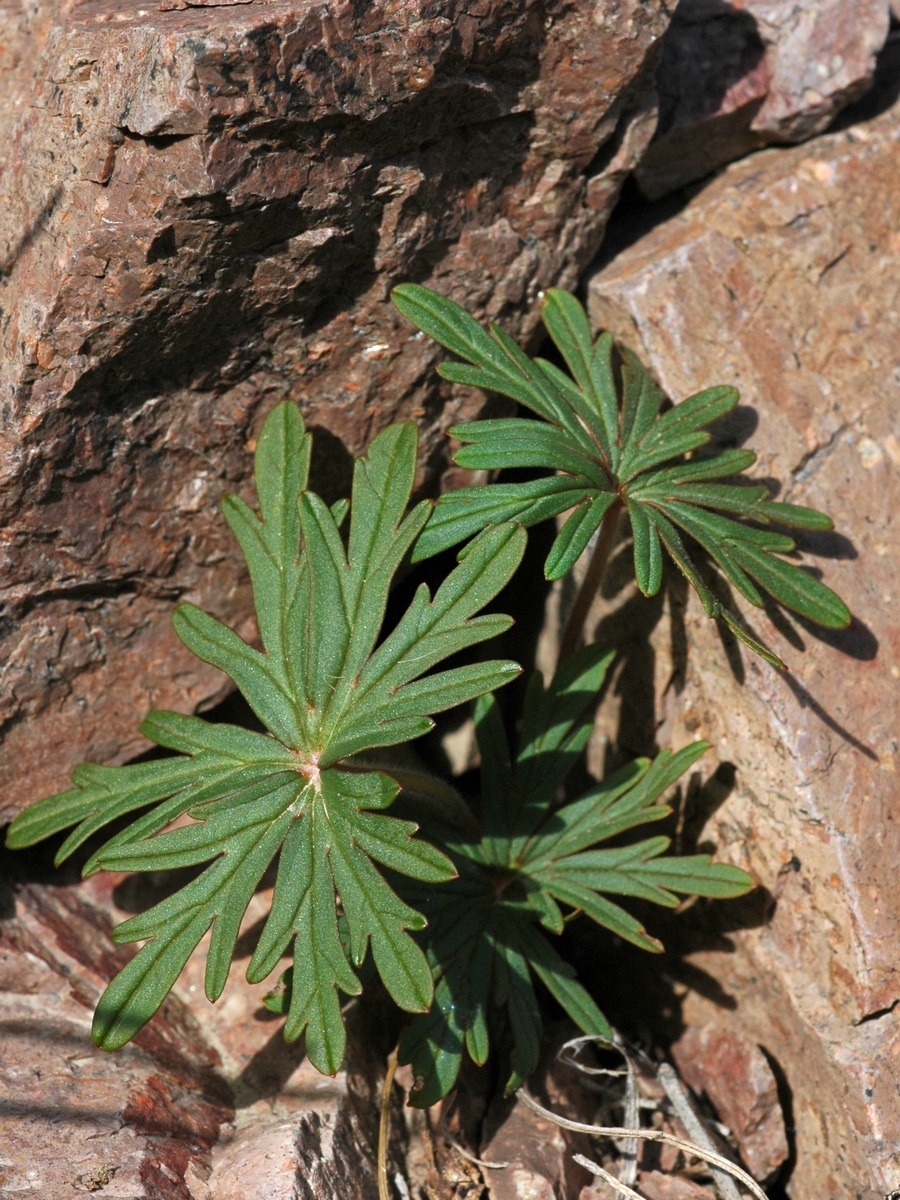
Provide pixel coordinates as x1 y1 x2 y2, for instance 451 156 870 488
378 1047 399 1200
558 502 622 664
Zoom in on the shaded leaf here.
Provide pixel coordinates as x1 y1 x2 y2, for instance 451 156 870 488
402 650 752 1105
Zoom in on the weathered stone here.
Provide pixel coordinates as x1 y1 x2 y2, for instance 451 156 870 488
588 90 900 1199
0 877 233 1199
0 0 668 821
0 862 393 1198
631 1172 717 1200
208 1094 378 1200
671 1025 787 1181
748 0 890 139
481 1048 595 1200
636 0 891 197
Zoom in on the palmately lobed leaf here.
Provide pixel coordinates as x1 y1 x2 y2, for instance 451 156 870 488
401 648 753 1106
5 401 526 1069
392 284 851 666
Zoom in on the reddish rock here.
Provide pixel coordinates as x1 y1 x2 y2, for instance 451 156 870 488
671 1026 787 1181
588 90 900 1199
635 0 770 198
481 1047 597 1200
0 863 394 1197
208 1081 379 1200
633 1172 718 1200
636 0 890 197
749 0 890 140
0 0 668 822
0 879 233 1199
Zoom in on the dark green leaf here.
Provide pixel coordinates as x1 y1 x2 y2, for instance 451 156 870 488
8 402 521 1064
406 660 748 1105
452 419 607 485
411 477 587 563
394 286 849 663
628 497 663 596
545 493 618 581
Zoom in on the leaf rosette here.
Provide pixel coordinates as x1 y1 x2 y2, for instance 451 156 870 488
6 403 526 1072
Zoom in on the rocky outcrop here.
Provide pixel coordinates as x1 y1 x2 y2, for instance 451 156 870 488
587 88 900 1200
0 0 667 819
3 3 898 1198
0 876 233 1198
671 1025 788 1182
0 865 391 1199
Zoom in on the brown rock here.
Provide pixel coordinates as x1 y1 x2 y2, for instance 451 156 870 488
0 0 668 821
208 1081 379 1200
0 862 394 1197
635 0 770 198
481 1046 597 1200
636 0 890 197
587 91 900 1198
749 0 890 140
671 1026 787 1180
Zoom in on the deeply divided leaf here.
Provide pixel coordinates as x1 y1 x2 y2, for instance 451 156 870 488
6 402 527 1068
399 647 753 1105
393 285 851 665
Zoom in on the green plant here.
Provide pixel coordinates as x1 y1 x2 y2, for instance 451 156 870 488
5 287 849 1108
392 285 850 667
394 646 747 1105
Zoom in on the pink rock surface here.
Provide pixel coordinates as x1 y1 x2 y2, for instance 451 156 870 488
633 1172 718 1200
588 90 900 1199
748 0 890 140
0 0 668 821
481 1051 595 1200
636 0 891 197
671 1025 788 1180
0 880 233 1198
0 865 391 1198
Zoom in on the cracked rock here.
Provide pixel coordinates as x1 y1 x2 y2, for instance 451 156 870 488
0 864 391 1200
587 85 900 1200
0 0 668 821
0 878 233 1199
671 1025 788 1181
636 0 891 198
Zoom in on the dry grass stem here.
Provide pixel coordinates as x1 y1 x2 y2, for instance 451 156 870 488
379 1049 399 1200
657 1063 742 1200
515 1087 767 1200
573 1152 651 1199
558 1034 640 1186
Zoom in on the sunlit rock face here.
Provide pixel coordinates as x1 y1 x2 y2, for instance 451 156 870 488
588 90 900 1199
0 0 668 818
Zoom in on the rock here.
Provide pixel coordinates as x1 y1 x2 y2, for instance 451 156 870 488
209 1099 377 1200
0 877 233 1199
0 860 391 1198
0 0 668 822
748 0 890 140
671 1026 787 1181
636 0 891 198
632 1172 718 1200
634 0 770 198
587 89 900 1199
481 1043 596 1200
